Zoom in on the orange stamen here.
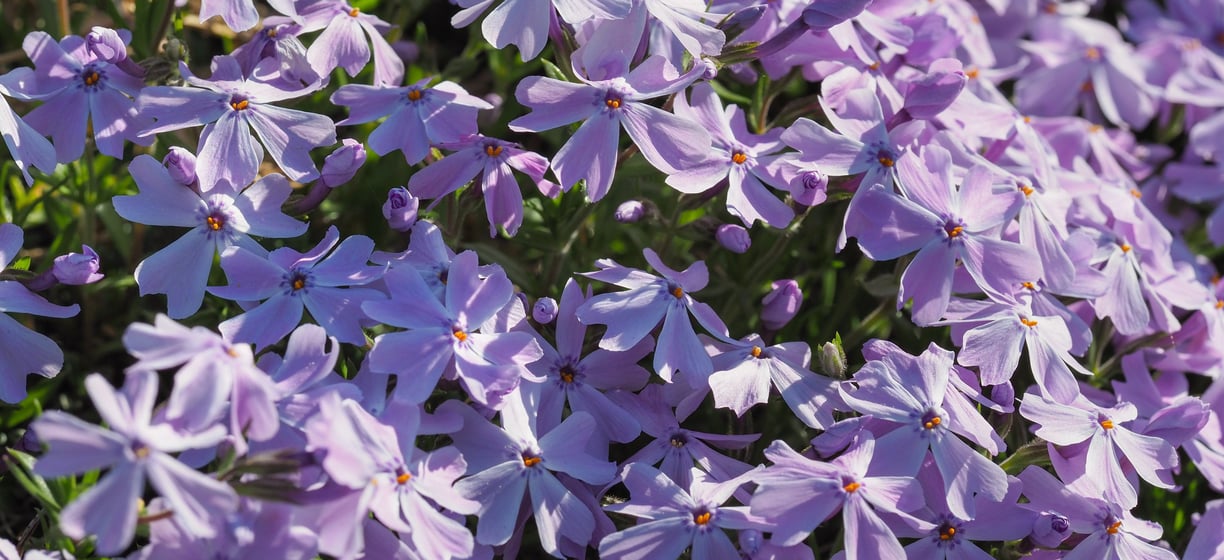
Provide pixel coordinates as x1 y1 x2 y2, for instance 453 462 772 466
292 278 305 291
1020 184 1034 197
605 98 621 109
731 152 748 165
1086 46 1101 61
878 156 894 167
750 346 762 358
453 329 468 342
843 481 860 493
1100 419 1114 430
923 416 942 430
396 472 411 484
1107 520 1122 534
83 71 100 86
523 456 541 467
694 512 711 525
407 89 422 101
1022 281 1036 290
1120 243 1132 253
1021 317 1038 327
231 99 249 111
348 7 360 16
485 145 503 157
207 216 223 231
671 287 683 299
939 526 957 541
947 226 964 238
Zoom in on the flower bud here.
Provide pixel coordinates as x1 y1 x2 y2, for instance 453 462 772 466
86 27 128 63
989 382 1015 411
819 341 846 379
1030 513 1072 548
532 297 558 324
52 245 103 285
615 200 645 223
321 139 366 188
717 6 766 41
163 147 197 186
790 169 828 206
761 279 802 330
382 187 419 231
903 58 967 120
716 224 751 253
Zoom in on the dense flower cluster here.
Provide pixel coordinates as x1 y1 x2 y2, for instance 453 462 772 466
2 0 1224 558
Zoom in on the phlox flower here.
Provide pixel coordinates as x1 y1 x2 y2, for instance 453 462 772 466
30 371 237 556
450 0 631 61
112 154 307 319
332 77 491 165
0 68 58 184
211 225 386 350
0 223 79 404
299 0 403 86
18 30 151 162
406 134 559 237
370 219 455 300
577 248 729 381
889 468 1033 560
450 400 616 558
231 21 319 86
599 464 762 560
509 53 710 201
705 335 841 429
362 251 543 409
132 498 317 560
139 55 337 190
200 0 298 32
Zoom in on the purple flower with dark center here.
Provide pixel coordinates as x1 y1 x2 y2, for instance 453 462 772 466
210 225 385 350
370 219 455 300
112 154 307 319
331 78 491 165
18 31 151 162
839 342 1008 520
133 497 317 560
30 371 237 556
0 223 79 403
200 0 298 32
450 0 631 61
362 251 543 409
139 55 337 190
449 400 616 558
509 54 711 201
1017 466 1177 559
749 434 923 559
706 335 840 428
299 0 403 86
664 81 794 228
0 68 57 185
599 464 761 560
305 395 478 560
1019 390 1178 509
522 279 651 442
577 248 729 381
407 134 559 237
843 147 1038 325
230 21 318 85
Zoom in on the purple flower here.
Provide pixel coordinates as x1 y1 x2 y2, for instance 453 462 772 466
577 248 730 381
750 434 923 559
299 1 403 86
706 336 840 428
52 245 103 285
230 21 319 85
0 69 57 185
509 55 711 201
666 82 795 228
761 279 802 331
715 224 752 253
0 223 79 403
320 138 366 188
451 0 631 61
843 147 1038 325
522 279 651 442
450 400 616 557
200 0 298 32
133 498 318 560
532 296 558 323
30 371 237 555
85 27 127 63
331 78 491 165
381 186 419 231
889 466 1033 559
615 200 646 223
1019 390 1178 509
18 31 151 161
305 395 477 560
112 154 307 318
362 251 543 408
599 464 761 560
210 225 385 350
139 55 337 190
163 146 198 186
407 134 559 237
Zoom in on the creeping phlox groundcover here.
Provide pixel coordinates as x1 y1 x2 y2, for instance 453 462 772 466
5 0 1224 558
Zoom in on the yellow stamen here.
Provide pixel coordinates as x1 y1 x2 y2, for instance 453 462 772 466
348 7 360 16
1100 419 1114 430
134 446 150 459
485 145 503 157
523 456 542 467
1020 184 1034 197
605 98 621 109
1022 281 1036 290
207 216 223 231
1021 317 1038 327
694 512 711 525
1215 300 1223 310
231 99 250 111
1089 124 1103 133
1086 46 1101 61
292 278 305 291
939 526 956 541
1130 188 1142 199
1120 243 1132 253
453 329 467 342
843 481 860 493
878 156 894 167
559 366 575 384
923 416 942 430
83 71 100 86
867 62 880 71
1023 115 1033 124
965 68 979 79
407 89 422 101
1107 520 1122 534
671 287 683 299
947 226 964 238
731 152 748 165
750 346 762 358
396 472 411 484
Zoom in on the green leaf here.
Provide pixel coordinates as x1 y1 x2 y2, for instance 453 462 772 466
998 440 1051 475
5 449 60 511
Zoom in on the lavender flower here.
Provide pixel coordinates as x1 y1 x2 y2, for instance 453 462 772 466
51 245 103 285
615 200 646 223
715 224 751 253
200 0 298 32
139 56 336 190
451 0 630 61
319 138 365 188
299 1 403 86
210 225 385 350
0 68 57 184
706 336 840 428
112 154 307 318
761 279 802 331
381 187 419 231
30 371 237 555
532 296 558 324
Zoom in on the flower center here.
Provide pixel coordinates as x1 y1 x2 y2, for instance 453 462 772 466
877 155 894 167
1085 46 1101 61
348 7 360 16
82 70 101 87
286 269 310 293
605 96 622 109
207 214 224 231
1021 281 1037 290
843 481 860 493
750 346 762 358
1216 299 1223 310
921 410 942 430
1107 520 1122 534
230 95 250 111
522 453 542 467
669 432 688 448
1020 317 1038 327
944 221 965 239
453 329 468 342
559 364 575 384
1099 418 1114 430
396 471 412 484
485 144 503 157
1019 183 1034 197
132 443 150 459
693 510 712 525
938 523 957 541
1120 242 1132 253
407 88 422 101
965 67 979 79
671 286 683 299
731 151 748 165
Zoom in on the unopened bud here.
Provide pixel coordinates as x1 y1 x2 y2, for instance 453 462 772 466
903 58 967 120
615 200 645 223
163 147 197 186
86 27 128 64
791 169 828 206
1030 513 1072 548
52 245 103 285
819 341 846 379
761 279 802 330
321 139 366 188
532 297 558 324
717 6 767 41
382 187 419 231
715 224 751 253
